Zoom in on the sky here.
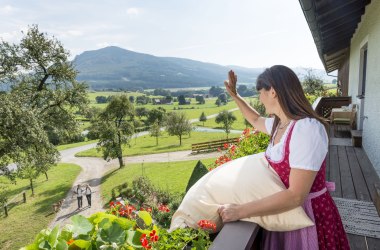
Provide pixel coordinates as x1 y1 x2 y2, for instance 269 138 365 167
0 0 325 70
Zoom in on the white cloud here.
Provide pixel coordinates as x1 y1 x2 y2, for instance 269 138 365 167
126 8 140 17
0 5 14 14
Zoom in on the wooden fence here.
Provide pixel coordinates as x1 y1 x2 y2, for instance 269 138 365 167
3 191 26 217
191 137 239 154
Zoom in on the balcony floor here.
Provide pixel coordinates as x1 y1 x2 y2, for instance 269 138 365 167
327 126 380 250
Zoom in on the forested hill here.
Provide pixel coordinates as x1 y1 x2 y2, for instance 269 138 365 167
73 46 263 90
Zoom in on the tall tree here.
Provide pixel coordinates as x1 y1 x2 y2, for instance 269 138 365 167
92 95 134 168
149 120 161 146
199 112 207 126
166 112 192 146
302 68 325 96
0 25 85 180
215 110 237 138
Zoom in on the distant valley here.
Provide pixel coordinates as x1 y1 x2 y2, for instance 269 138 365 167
73 46 334 90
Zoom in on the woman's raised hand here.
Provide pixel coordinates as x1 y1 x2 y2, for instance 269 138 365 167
224 70 238 97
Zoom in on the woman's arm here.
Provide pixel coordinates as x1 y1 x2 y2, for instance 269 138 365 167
224 70 268 134
218 168 318 222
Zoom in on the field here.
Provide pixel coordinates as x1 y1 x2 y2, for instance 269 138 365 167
0 163 81 250
76 130 240 157
101 158 216 201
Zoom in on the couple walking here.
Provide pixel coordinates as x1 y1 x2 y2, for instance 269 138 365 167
74 184 92 209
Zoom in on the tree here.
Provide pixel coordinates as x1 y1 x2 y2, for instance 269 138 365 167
92 95 134 168
0 25 85 180
129 95 135 103
302 69 325 96
215 99 221 107
209 86 224 97
135 107 149 118
166 112 192 145
178 95 187 105
146 108 166 126
218 93 227 104
215 110 237 138
95 96 108 103
195 95 205 104
149 120 162 146
199 112 207 126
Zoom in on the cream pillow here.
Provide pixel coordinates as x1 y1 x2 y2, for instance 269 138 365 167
170 152 314 232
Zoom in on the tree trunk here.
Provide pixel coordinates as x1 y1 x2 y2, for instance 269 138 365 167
44 172 48 180
30 178 34 196
179 135 182 146
118 156 124 168
156 136 158 146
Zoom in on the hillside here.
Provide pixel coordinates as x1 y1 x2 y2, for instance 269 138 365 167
73 46 334 90
73 46 262 90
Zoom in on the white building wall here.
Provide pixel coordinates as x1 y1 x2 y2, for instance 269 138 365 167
349 1 380 176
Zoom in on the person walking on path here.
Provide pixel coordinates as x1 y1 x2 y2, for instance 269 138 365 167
74 184 84 209
85 184 92 207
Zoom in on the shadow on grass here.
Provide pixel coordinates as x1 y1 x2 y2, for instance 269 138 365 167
34 183 74 214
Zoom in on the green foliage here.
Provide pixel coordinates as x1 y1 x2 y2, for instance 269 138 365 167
215 110 237 137
214 128 270 168
149 120 161 146
92 95 134 167
209 86 224 97
185 161 209 192
165 112 192 146
0 184 8 208
250 99 266 116
0 25 87 179
302 69 325 96
146 108 166 126
199 111 207 126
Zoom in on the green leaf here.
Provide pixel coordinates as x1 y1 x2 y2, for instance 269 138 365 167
38 240 51 250
98 222 126 245
138 211 152 226
126 230 143 248
70 239 91 249
59 229 73 242
114 217 135 230
55 239 68 250
20 243 39 250
71 215 94 236
89 212 118 225
48 225 59 247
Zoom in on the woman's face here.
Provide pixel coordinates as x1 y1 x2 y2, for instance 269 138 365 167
258 88 277 115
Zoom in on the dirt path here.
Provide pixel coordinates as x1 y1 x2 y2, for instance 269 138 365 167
49 144 220 229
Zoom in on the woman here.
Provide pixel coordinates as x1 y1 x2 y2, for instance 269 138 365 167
85 184 92 207
218 65 349 249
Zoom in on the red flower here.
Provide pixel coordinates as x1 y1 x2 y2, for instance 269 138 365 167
198 219 217 232
140 234 151 249
67 239 74 245
223 143 229 149
158 204 170 213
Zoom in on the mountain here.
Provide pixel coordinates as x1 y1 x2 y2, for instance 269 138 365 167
73 46 262 90
73 46 334 90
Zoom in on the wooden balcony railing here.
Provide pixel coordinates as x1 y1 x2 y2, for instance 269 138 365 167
312 96 351 118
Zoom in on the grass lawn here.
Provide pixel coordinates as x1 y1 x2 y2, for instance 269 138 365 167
56 139 98 151
76 131 239 157
101 158 216 202
194 110 250 131
0 163 81 250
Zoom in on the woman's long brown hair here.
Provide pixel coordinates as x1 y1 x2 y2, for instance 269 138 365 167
255 65 328 137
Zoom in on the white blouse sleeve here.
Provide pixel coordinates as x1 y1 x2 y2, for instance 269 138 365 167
289 118 328 171
264 117 275 135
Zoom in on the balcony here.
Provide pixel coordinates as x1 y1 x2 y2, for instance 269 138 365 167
210 97 380 250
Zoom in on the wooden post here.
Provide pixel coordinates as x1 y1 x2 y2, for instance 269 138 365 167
23 192 26 203
4 205 8 217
